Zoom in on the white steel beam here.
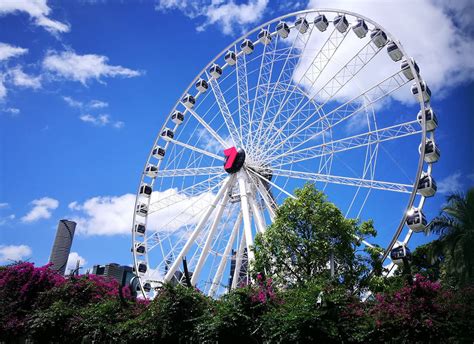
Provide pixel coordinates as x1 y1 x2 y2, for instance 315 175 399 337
163 176 233 282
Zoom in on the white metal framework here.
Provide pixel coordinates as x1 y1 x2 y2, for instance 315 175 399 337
132 9 437 298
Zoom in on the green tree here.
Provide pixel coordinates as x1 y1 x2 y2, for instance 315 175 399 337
253 183 378 290
428 188 474 287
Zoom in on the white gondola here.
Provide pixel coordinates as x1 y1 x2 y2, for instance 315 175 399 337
314 14 328 32
400 58 420 81
417 108 438 131
258 29 272 44
411 81 431 102
352 19 368 38
161 128 174 141
390 245 412 265
241 39 254 54
152 146 165 159
135 223 146 236
171 110 184 125
145 164 158 178
224 50 237 66
134 242 146 254
420 139 440 163
195 79 209 93
417 174 437 197
209 64 223 79
137 261 147 274
142 282 152 292
370 29 388 48
295 17 309 34
387 42 403 62
276 21 290 38
182 94 196 109
334 15 349 33
406 207 428 232
139 184 152 198
136 203 148 217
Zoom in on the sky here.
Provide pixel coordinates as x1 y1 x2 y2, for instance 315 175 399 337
0 0 473 278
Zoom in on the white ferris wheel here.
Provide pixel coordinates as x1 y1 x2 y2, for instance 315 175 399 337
131 9 439 298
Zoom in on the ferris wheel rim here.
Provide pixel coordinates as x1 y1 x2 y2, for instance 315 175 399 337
131 8 433 298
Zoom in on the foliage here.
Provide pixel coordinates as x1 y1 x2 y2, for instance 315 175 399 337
253 183 378 290
428 188 474 287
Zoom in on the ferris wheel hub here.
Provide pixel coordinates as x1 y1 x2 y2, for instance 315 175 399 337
223 146 246 174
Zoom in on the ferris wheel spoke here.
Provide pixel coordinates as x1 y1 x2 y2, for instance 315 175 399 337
236 50 252 145
191 191 230 285
155 166 224 178
208 75 242 147
265 70 409 156
148 173 225 214
257 26 350 150
267 120 420 168
255 182 277 220
209 212 242 297
163 176 233 282
168 138 225 161
262 38 384 153
237 170 256 263
248 18 311 150
187 108 229 148
272 168 413 193
247 168 296 200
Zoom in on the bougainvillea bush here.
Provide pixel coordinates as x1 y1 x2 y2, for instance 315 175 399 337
1 262 473 343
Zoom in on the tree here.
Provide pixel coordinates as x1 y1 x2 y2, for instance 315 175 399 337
428 188 474 287
253 183 378 290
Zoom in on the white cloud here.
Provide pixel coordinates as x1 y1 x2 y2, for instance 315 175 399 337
0 42 28 61
302 0 474 103
63 96 109 109
79 113 124 128
63 96 83 108
69 189 216 236
0 214 15 226
66 251 87 273
1 107 20 115
89 99 108 109
0 75 6 100
43 50 141 85
0 244 32 263
156 0 269 35
0 202 9 208
437 171 463 195
0 0 70 34
8 66 42 89
21 197 59 223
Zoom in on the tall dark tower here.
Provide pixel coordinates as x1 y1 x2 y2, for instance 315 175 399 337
49 219 76 275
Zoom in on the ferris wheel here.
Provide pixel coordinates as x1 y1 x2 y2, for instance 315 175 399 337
131 9 439 297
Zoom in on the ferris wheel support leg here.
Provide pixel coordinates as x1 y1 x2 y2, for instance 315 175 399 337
163 176 233 283
256 183 276 221
209 213 243 297
191 192 230 286
237 170 255 265
249 194 266 234
232 232 247 289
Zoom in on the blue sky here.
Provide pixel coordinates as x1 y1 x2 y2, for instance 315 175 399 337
0 0 473 278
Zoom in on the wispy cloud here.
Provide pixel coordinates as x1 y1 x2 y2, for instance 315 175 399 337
0 0 70 34
89 99 108 109
1 107 20 116
155 0 269 35
43 50 141 85
63 96 108 110
437 171 463 195
0 244 32 263
0 42 28 61
21 197 59 223
0 214 15 226
8 67 42 89
79 113 123 128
